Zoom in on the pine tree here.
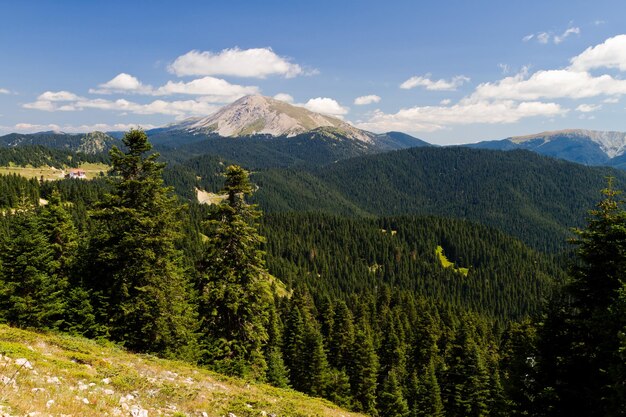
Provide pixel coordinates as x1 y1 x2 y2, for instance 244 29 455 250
411 359 444 417
378 369 409 417
536 181 626 416
328 300 355 371
265 306 289 387
442 320 490 417
350 324 379 415
88 128 195 356
198 165 273 379
0 210 66 329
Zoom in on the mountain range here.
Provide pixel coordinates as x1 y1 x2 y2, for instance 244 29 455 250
469 129 626 168
2 95 626 172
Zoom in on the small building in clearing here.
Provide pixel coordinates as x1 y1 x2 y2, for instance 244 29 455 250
67 169 87 179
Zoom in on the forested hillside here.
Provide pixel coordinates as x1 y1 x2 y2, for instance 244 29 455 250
157 145 626 252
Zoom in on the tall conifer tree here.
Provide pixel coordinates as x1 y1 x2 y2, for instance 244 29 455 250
88 128 195 356
198 165 273 379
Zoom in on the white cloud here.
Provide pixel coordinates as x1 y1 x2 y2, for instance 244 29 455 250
604 97 619 103
524 26 581 45
23 91 221 118
570 34 626 71
14 123 61 131
471 69 626 101
10 122 157 134
498 63 510 74
357 100 566 133
274 93 294 103
153 76 258 98
440 99 452 105
400 74 470 91
89 73 152 94
537 32 551 44
38 91 80 101
168 47 311 78
576 103 602 112
90 74 258 100
554 27 581 44
354 95 381 105
0 88 10 95
303 97 349 118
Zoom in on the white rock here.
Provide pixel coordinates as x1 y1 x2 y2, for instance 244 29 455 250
15 358 33 369
130 405 148 417
104 388 115 395
31 387 45 393
101 377 111 384
46 376 61 384
119 394 135 404
46 399 54 408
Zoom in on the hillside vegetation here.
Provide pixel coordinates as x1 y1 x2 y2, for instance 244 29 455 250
0 325 364 417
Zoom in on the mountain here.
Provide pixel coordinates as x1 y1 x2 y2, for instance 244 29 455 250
176 94 374 141
0 131 120 154
149 95 429 164
469 129 626 166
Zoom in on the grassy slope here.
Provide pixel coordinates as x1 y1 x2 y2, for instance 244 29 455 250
0 325 364 417
0 162 109 181
436 245 469 276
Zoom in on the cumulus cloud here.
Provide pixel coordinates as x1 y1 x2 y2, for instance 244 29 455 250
400 74 470 91
471 69 626 100
354 95 381 105
523 26 580 45
576 103 602 112
0 88 10 95
168 47 312 78
10 122 158 134
153 76 258 98
38 91 80 101
90 73 153 94
90 74 258 101
570 34 626 71
303 97 349 118
274 93 294 103
357 100 565 133
23 91 221 118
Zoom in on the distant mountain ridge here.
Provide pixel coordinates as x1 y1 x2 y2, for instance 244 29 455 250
0 131 119 154
469 129 626 167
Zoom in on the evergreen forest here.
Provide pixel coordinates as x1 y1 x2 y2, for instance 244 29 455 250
0 129 625 416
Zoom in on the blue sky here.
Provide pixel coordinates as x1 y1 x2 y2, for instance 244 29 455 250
2 0 626 144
